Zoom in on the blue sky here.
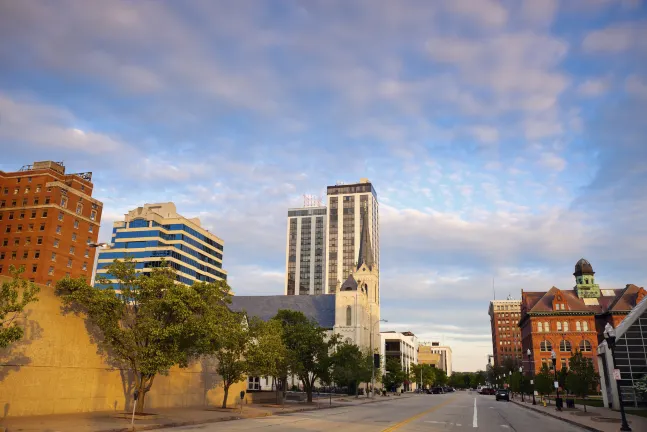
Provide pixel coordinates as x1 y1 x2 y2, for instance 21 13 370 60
1 0 646 371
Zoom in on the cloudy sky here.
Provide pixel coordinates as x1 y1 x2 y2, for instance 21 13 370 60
1 0 646 371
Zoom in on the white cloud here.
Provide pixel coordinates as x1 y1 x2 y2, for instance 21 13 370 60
444 0 508 28
577 77 610 96
582 21 647 53
537 152 567 172
625 75 647 98
469 126 499 144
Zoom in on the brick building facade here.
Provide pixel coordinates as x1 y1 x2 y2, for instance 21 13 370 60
520 258 646 376
0 161 103 286
488 298 522 368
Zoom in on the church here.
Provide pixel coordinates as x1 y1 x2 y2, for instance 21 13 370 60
229 204 381 354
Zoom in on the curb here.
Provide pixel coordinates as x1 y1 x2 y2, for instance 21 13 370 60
95 396 419 432
510 399 604 432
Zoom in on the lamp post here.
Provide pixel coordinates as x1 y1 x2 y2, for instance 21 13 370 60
519 366 524 402
527 349 536 405
89 242 111 286
370 319 387 398
604 323 632 431
551 350 561 411
509 371 512 398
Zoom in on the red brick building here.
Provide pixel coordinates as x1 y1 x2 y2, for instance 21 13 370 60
488 298 522 368
0 161 103 286
520 258 646 375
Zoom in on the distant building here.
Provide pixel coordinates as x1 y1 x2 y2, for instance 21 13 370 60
284 205 327 295
381 331 418 391
417 344 441 369
0 161 103 286
325 179 379 294
423 342 453 376
520 258 646 375
95 202 226 287
488 298 522 368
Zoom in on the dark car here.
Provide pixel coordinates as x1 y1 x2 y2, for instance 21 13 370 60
495 389 510 401
481 387 495 395
431 387 444 394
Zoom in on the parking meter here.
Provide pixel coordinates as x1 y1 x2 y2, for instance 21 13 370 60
240 390 245 400
133 390 139 401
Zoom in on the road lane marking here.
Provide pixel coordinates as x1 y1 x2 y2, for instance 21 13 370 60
501 425 510 428
382 395 457 431
473 397 478 428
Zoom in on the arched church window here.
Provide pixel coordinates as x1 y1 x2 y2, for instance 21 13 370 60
580 340 592 352
540 340 552 352
560 340 572 352
346 306 352 326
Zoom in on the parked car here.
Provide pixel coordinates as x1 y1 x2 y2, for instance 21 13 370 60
431 387 444 394
480 387 496 395
495 389 510 401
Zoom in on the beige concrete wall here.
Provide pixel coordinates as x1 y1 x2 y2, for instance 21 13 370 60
0 277 245 417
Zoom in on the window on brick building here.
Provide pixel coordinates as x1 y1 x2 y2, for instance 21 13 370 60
583 321 589 331
53 239 59 248
34 251 40 259
537 322 543 332
540 340 552 352
58 212 64 221
74 220 79 229
544 321 549 331
561 358 568 370
51 253 56 262
22 251 28 259
32 264 37 273
557 322 562 331
37 236 43 245
42 210 48 218
560 340 571 352
580 340 592 352
48 267 54 275
576 321 581 331
67 259 72 268
563 321 569 331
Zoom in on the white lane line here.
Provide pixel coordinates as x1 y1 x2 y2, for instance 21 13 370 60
473 397 478 428
501 425 510 428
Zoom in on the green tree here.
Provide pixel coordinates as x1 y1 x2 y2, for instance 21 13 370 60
471 371 486 388
535 364 555 401
433 367 448 386
411 364 436 389
1 266 40 348
331 342 372 396
56 258 231 413
246 318 288 404
565 350 599 412
211 310 250 408
634 374 647 401
274 309 338 403
382 357 406 391
510 370 522 395
558 367 569 394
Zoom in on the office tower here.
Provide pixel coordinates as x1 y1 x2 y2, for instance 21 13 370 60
0 161 103 286
325 178 379 294
95 202 226 287
285 198 327 295
488 298 522 368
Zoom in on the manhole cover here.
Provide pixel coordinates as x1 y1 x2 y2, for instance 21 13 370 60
592 417 627 423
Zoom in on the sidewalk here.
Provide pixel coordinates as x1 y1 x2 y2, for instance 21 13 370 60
510 396 647 432
0 393 417 432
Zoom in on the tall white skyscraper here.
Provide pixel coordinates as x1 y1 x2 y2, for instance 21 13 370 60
284 203 327 295
325 178 379 294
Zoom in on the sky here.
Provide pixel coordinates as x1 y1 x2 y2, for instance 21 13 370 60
1 0 646 372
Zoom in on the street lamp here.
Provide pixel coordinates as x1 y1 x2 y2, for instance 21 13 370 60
519 366 524 402
370 319 387 397
527 349 536 405
89 242 111 286
551 350 561 411
604 323 632 431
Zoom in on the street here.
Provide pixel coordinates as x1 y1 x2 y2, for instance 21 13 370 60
155 392 588 431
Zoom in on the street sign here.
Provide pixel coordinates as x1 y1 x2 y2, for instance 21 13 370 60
554 381 559 389
613 369 621 380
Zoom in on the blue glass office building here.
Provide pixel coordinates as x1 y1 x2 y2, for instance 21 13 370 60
95 202 226 287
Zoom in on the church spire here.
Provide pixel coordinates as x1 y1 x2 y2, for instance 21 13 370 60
356 203 375 270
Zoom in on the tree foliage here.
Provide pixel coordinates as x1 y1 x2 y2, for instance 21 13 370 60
410 364 437 389
565 350 598 412
382 357 406 391
634 374 647 400
535 364 555 397
210 310 249 408
331 342 372 396
0 266 40 348
246 318 288 402
56 258 231 413
273 309 338 403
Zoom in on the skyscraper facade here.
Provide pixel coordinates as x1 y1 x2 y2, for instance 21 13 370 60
325 178 379 294
0 161 102 286
95 202 226 287
488 298 522 368
284 205 327 295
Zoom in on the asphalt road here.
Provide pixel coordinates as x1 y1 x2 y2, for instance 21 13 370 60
156 391 588 432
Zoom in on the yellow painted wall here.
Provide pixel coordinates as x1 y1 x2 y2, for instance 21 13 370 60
0 276 245 417
417 346 441 367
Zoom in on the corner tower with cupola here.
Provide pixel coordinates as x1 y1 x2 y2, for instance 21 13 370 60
574 258 601 299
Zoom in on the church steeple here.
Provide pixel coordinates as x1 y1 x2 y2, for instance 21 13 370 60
356 203 375 271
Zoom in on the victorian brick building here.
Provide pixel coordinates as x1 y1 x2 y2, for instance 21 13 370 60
519 258 646 375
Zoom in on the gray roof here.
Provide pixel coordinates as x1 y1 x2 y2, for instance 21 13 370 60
228 295 336 328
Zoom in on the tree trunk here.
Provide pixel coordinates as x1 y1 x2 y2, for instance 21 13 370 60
134 373 155 414
583 397 587 412
135 390 146 414
222 384 230 409
304 379 313 403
